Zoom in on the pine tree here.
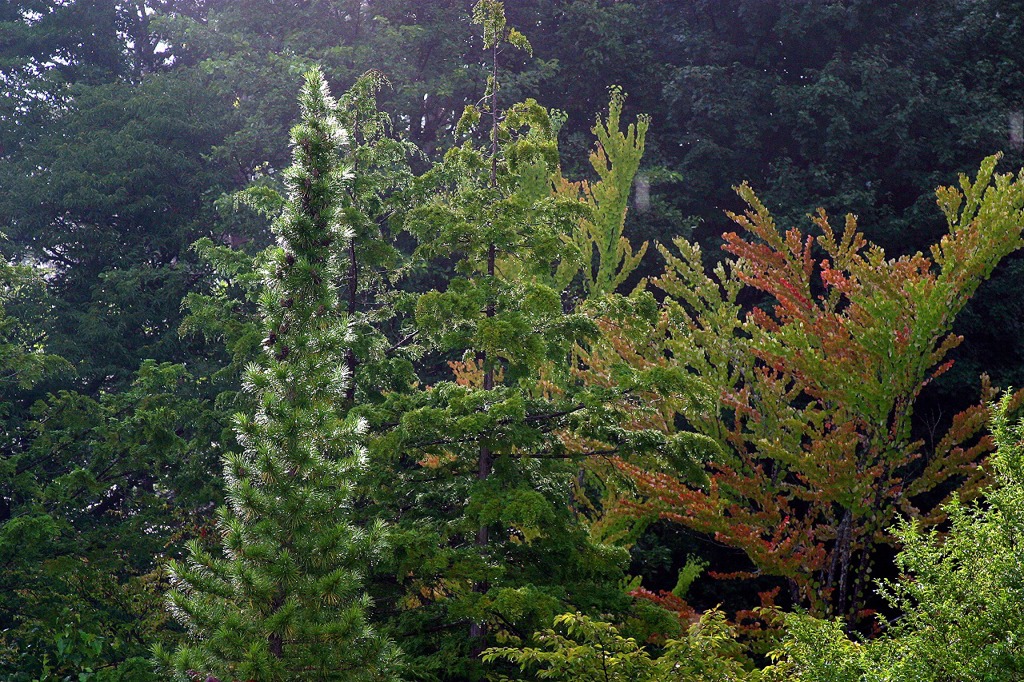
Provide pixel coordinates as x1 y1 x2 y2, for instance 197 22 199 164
163 67 398 682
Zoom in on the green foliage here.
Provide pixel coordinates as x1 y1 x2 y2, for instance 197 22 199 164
0 257 67 397
671 555 708 600
0 246 215 681
163 68 399 681
1 361 221 681
7 621 159 682
9 4 1024 682
484 613 655 682
353 7 687 678
554 86 650 297
776 393 1024 680
0 68 232 387
484 610 781 681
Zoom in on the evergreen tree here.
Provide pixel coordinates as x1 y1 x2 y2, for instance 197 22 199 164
1 2 233 389
1 362 219 682
163 68 398 682
355 6 709 679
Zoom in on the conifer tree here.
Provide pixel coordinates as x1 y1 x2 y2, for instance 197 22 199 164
163 67 398 682
179 67 418 420
553 86 650 298
608 156 1024 619
386 2 618 663
358 6 708 679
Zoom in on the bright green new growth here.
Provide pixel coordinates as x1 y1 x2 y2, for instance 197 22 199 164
473 0 531 55
162 68 397 681
484 610 761 681
554 87 650 297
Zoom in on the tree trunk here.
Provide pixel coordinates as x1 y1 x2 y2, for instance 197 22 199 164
825 508 854 616
472 40 501 644
345 236 358 403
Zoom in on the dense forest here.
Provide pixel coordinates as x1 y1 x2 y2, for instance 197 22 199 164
5 1 1024 680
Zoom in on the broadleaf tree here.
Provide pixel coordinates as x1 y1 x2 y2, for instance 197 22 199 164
778 393 1024 680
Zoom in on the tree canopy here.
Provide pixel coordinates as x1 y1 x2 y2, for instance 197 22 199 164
5 2 1024 681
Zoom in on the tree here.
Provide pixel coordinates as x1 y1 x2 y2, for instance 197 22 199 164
163 68 398 681
609 155 1024 618
651 0 1024 413
352 6 697 679
1 2 235 390
1 362 220 682
778 393 1024 680
0 255 216 681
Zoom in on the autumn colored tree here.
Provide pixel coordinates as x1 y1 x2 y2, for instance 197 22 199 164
608 155 1024 618
777 393 1024 680
545 88 720 557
